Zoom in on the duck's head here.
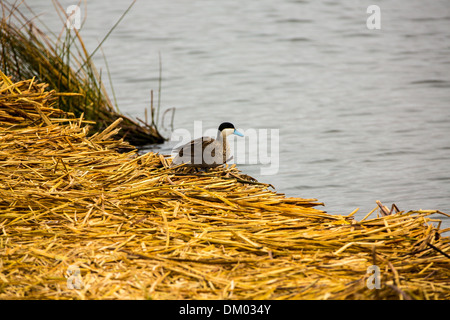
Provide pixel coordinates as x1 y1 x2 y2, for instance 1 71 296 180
218 122 244 138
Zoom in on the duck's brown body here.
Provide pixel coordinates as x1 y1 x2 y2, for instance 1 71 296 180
171 136 231 168
170 122 243 169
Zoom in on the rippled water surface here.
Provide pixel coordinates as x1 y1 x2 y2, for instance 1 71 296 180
25 1 450 226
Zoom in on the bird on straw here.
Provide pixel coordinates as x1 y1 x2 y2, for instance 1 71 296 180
170 122 244 169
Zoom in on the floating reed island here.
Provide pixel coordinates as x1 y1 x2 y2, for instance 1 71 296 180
0 74 449 300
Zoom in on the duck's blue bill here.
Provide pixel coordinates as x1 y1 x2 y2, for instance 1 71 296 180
233 129 244 137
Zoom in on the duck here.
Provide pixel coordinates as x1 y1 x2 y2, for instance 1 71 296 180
170 122 244 168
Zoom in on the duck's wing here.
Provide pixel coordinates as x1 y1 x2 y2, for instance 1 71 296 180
171 137 217 166
176 137 215 157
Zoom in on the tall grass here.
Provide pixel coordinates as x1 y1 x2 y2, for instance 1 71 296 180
0 0 165 145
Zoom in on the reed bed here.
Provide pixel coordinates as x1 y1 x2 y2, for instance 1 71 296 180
0 0 164 145
1 74 449 300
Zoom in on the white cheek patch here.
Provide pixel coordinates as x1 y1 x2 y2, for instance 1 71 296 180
221 128 235 137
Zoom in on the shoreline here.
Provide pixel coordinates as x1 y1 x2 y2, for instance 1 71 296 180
1 74 449 300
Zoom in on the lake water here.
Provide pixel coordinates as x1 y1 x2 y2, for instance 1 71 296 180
23 1 450 227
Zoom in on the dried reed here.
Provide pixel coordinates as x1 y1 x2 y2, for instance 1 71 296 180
0 74 449 300
0 0 164 145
